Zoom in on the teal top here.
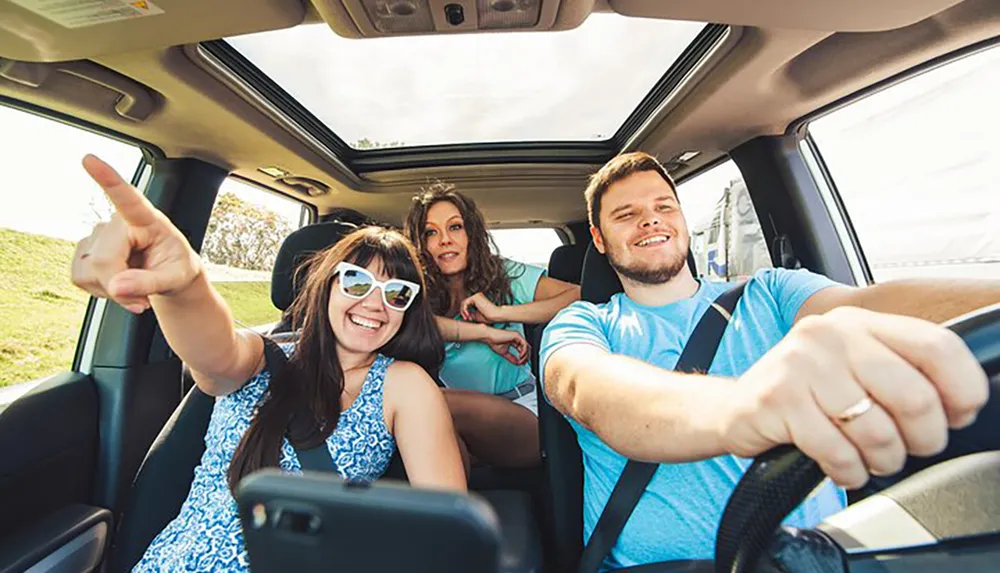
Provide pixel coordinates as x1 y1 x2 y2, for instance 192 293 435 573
438 259 546 395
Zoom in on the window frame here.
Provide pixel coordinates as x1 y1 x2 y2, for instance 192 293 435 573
675 155 775 281
0 97 163 376
797 135 871 286
222 175 316 228
487 225 569 268
791 37 1000 284
202 176 315 330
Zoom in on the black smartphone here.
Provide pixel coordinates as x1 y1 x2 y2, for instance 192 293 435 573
235 470 502 573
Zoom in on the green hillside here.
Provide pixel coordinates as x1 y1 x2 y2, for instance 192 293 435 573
0 228 279 387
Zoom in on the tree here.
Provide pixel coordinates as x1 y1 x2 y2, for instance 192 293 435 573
354 138 406 150
202 192 293 271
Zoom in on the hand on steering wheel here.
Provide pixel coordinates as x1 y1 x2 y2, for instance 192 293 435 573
718 306 988 490
715 303 1000 573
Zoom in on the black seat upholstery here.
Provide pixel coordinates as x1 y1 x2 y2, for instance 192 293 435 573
529 241 589 572
107 379 213 573
547 243 587 285
535 371 584 573
534 243 697 572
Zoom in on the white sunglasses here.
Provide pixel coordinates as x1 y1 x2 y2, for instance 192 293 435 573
334 261 421 312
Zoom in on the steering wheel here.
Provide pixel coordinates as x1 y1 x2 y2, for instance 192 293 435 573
714 303 1000 573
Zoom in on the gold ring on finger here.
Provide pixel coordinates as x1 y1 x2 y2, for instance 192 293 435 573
833 396 874 426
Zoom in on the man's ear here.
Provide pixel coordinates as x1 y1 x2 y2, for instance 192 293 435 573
590 225 606 254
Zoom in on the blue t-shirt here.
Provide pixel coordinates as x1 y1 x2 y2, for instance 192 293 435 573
438 259 546 395
539 268 848 568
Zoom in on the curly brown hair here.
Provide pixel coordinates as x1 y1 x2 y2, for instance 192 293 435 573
404 182 520 316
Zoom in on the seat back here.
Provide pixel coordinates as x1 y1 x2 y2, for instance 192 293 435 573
107 224 354 572
535 343 584 573
538 243 697 572
547 243 587 285
107 379 214 573
525 242 586 572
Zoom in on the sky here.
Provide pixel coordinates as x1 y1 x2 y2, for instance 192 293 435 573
227 14 705 148
810 45 1000 267
0 109 306 243
2 24 998 278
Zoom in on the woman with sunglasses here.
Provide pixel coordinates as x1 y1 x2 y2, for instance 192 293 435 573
71 156 465 573
406 183 581 469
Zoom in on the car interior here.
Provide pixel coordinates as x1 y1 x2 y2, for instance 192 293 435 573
1 0 999 571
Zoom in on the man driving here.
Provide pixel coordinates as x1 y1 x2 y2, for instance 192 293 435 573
540 151 999 569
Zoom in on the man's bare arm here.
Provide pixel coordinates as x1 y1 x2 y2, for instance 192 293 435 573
799 279 1000 324
543 343 735 463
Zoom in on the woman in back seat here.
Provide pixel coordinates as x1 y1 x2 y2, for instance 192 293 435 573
406 183 581 469
71 156 466 573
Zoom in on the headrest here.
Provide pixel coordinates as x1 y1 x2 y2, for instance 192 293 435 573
271 222 357 310
580 242 699 304
580 243 623 304
547 243 587 285
322 207 376 227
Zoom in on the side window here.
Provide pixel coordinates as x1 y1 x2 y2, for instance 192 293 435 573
0 105 143 393
809 45 1000 283
203 178 308 329
677 159 771 280
489 228 565 270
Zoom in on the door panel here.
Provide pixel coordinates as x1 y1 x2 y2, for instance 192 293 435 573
0 373 99 540
0 504 112 573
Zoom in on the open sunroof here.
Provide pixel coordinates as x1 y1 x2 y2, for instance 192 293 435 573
204 14 727 170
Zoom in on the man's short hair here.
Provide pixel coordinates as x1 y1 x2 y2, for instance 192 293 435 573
584 152 677 230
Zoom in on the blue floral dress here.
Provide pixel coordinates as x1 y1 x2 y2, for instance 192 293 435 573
133 346 396 572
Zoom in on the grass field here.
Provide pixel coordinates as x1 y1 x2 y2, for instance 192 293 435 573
0 228 280 387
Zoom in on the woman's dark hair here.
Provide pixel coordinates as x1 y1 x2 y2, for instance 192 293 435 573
404 182 518 315
228 226 444 492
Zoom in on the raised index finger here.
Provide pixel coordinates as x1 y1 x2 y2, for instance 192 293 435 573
82 154 159 227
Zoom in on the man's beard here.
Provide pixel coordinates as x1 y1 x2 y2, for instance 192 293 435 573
606 244 689 285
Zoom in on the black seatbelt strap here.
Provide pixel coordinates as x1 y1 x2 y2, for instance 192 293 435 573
261 336 337 473
577 283 747 573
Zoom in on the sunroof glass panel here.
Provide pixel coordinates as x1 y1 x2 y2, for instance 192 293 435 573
226 15 707 150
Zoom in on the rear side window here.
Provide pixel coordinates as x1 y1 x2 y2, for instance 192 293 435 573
809 45 1000 282
489 228 565 269
677 159 772 280
203 178 308 329
0 105 143 394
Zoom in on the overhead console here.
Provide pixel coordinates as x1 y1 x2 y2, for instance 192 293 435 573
314 0 593 37
313 0 971 38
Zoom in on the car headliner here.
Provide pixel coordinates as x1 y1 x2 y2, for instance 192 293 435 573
1 0 998 228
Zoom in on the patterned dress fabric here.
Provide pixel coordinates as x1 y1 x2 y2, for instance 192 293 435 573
133 346 396 572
